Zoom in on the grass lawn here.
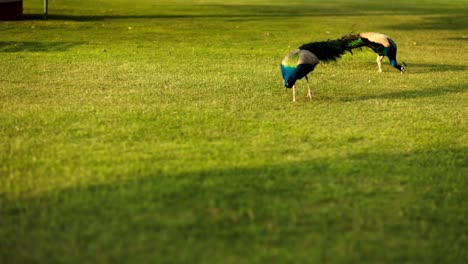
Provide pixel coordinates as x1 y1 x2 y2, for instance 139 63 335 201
1 0 467 263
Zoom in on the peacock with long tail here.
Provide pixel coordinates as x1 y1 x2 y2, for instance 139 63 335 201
281 38 355 102
343 32 406 73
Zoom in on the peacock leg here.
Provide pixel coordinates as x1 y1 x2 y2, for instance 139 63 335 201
305 76 313 100
376 55 384 72
292 85 296 102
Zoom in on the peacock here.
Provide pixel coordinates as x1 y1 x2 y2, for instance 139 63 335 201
280 38 355 102
343 32 406 73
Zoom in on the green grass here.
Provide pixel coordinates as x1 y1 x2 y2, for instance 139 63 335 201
1 0 467 263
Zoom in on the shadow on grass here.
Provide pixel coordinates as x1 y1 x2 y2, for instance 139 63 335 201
22 2 467 22
23 13 354 22
348 62 467 74
446 36 468 42
407 63 468 73
385 15 468 31
0 41 83 52
346 84 466 101
3 147 466 212
1 147 466 262
23 4 363 22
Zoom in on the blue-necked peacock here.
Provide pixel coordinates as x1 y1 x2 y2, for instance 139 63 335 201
281 38 355 102
343 32 406 73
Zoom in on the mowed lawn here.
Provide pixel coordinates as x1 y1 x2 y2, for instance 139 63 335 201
1 0 467 263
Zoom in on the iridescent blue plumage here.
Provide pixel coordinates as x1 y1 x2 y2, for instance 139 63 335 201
280 65 296 88
281 64 316 88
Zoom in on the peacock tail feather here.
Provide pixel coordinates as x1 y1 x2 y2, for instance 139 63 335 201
340 34 366 49
298 37 356 62
349 38 363 47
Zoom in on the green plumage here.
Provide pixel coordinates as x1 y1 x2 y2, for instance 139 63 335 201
282 52 300 67
349 38 364 48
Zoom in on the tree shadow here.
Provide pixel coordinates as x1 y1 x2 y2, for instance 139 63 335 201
0 41 84 52
405 63 468 73
21 2 467 22
22 4 358 22
23 12 352 22
3 147 465 207
446 36 468 42
346 84 466 102
385 15 468 31
1 147 466 261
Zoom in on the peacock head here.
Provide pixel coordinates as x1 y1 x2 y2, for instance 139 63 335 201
284 77 297 89
281 65 297 89
400 62 407 73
